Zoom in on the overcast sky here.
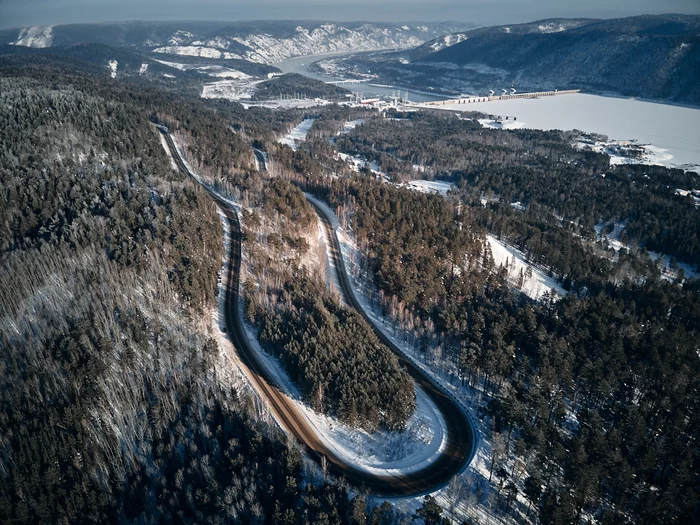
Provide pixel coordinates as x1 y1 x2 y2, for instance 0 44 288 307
1 0 698 29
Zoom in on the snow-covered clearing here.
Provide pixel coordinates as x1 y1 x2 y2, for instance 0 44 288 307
153 45 242 59
211 69 251 79
168 133 204 185
478 118 527 130
340 118 365 135
648 251 699 280
154 59 250 79
594 222 628 252
336 152 385 177
108 60 118 79
11 26 53 48
405 180 454 196
158 133 179 171
168 30 195 46
313 212 345 305
487 235 567 300
200 78 264 101
278 118 316 150
429 33 468 52
139 63 149 75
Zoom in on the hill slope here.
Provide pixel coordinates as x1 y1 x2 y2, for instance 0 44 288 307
324 15 700 104
0 20 473 64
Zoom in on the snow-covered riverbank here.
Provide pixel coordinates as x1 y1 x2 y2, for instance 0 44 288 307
422 93 700 172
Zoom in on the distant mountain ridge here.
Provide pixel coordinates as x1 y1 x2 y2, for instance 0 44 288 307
323 14 700 105
0 20 473 64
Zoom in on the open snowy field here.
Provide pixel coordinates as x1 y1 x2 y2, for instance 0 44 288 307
154 59 251 79
278 118 316 150
405 180 454 196
426 94 700 172
477 118 526 130
201 78 263 101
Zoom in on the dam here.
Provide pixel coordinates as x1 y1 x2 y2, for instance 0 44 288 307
422 89 581 106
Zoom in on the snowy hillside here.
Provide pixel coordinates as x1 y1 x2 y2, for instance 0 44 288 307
156 23 460 64
329 14 700 105
10 26 53 48
3 21 472 65
429 33 468 52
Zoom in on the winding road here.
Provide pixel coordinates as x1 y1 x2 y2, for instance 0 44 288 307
159 128 476 497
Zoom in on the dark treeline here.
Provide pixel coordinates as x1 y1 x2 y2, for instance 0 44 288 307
336 112 700 268
254 272 415 431
0 60 421 524
251 73 351 101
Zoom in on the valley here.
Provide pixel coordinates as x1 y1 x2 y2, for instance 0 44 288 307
1 9 699 525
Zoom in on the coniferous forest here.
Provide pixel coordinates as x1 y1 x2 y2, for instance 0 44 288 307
2 45 699 525
0 58 415 523
284 111 700 524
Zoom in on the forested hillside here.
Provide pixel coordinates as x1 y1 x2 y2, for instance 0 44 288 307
283 110 700 524
4 28 699 523
251 73 350 101
422 15 700 104
336 112 700 272
203 151 417 431
325 14 700 105
0 60 416 523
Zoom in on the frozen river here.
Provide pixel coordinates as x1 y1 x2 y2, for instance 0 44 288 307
274 53 444 103
430 94 700 171
275 52 700 171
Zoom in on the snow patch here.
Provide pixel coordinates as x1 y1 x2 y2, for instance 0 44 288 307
201 78 263 101
153 46 242 59
278 118 316 150
430 33 467 52
537 23 568 33
595 222 698 280
487 235 567 300
154 59 251 79
478 118 526 130
158 133 179 171
168 30 195 46
405 180 453 196
12 26 53 48
340 118 365 134
107 60 118 79
139 63 149 75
